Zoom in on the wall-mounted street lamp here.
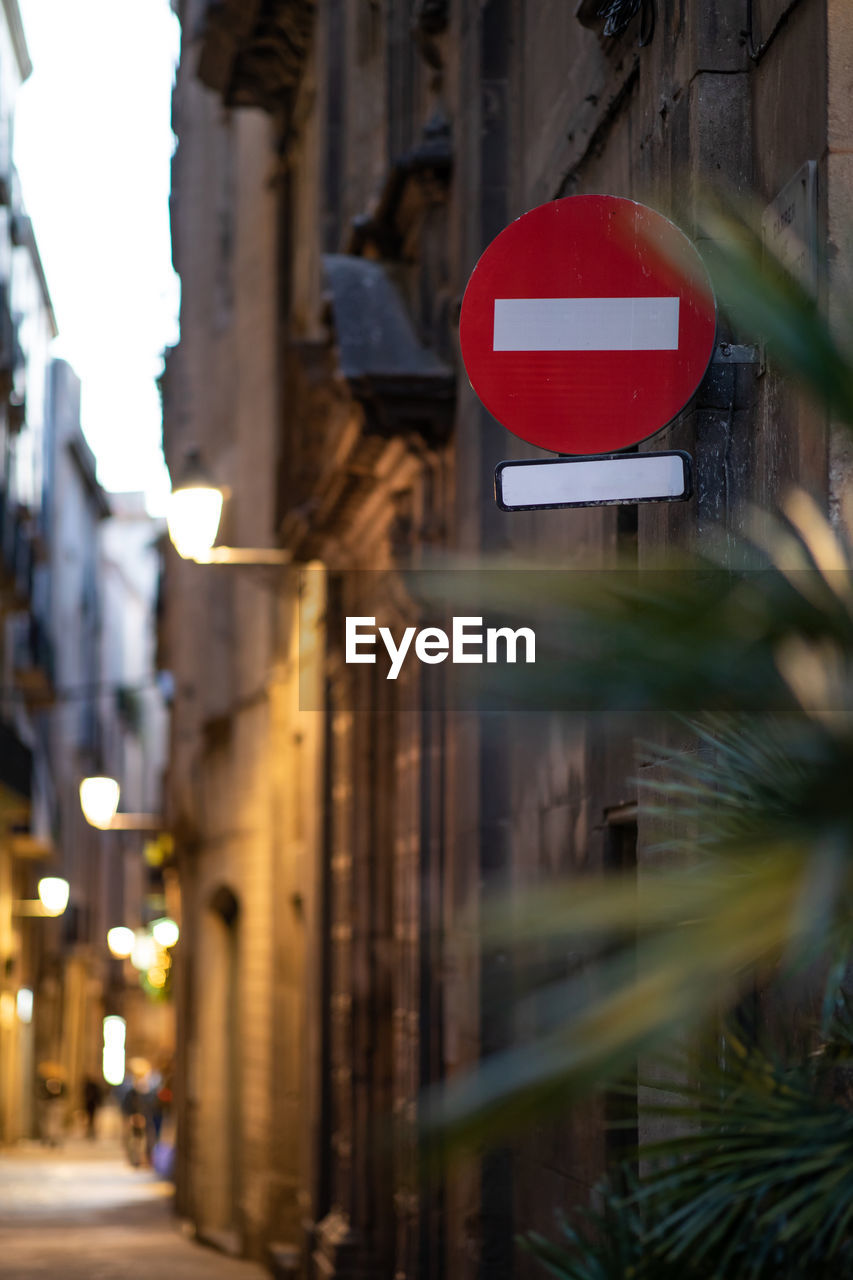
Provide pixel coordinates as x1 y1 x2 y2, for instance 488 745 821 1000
37 878 70 915
79 776 164 832
79 775 119 829
14 876 70 917
166 450 290 566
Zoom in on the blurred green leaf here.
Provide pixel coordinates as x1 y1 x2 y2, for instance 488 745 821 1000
428 839 846 1154
526 1030 853 1279
698 201 853 425
428 199 853 1280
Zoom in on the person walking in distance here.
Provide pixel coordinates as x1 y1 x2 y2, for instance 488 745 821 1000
83 1077 102 1139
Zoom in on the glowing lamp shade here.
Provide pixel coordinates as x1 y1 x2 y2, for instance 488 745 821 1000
37 877 70 916
166 484 224 560
151 917 180 948
107 926 135 959
79 776 120 829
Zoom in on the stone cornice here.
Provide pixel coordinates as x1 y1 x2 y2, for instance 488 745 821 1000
197 0 314 112
348 112 452 259
3 0 31 82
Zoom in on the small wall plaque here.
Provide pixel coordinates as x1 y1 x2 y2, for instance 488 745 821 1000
762 160 819 296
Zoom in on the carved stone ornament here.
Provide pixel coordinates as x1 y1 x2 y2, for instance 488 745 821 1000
198 0 315 112
413 0 449 37
322 254 455 448
575 0 655 45
349 111 452 259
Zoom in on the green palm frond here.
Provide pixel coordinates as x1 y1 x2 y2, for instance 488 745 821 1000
427 201 853 1258
426 487 853 1147
429 681 853 1149
420 509 853 718
522 1176 703 1280
698 200 853 425
526 1033 853 1280
639 714 853 853
427 838 852 1153
641 1039 853 1277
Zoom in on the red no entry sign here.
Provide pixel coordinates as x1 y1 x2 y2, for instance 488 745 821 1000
459 196 716 455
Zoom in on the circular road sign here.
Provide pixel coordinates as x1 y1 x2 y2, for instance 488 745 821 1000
459 196 716 455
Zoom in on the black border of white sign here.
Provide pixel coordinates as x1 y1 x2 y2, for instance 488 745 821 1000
494 451 693 511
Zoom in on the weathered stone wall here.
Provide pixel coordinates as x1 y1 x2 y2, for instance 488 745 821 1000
165 1 283 1259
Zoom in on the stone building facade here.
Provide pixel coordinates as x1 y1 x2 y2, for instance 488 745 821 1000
0 0 61 1144
162 0 853 1275
4 351 171 1143
0 1 173 1149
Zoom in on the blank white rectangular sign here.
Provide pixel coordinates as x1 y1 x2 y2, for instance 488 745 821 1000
496 452 691 510
493 296 680 351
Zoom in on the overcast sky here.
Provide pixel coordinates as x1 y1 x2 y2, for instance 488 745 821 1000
14 0 180 513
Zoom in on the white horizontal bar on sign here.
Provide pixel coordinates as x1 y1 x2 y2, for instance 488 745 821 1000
496 453 689 510
493 296 680 351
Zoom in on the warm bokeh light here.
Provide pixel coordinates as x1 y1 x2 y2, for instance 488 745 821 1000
16 988 33 1023
103 1015 126 1047
166 484 224 560
107 926 135 958
37 877 70 916
145 832 175 866
102 1015 126 1086
79 776 120 829
130 930 158 972
151 916 179 948
147 966 167 989
103 1048 125 1086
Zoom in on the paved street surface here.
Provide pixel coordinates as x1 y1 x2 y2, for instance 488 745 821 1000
0 1138 267 1279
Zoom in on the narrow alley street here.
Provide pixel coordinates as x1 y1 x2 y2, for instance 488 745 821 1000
0 1139 266 1279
